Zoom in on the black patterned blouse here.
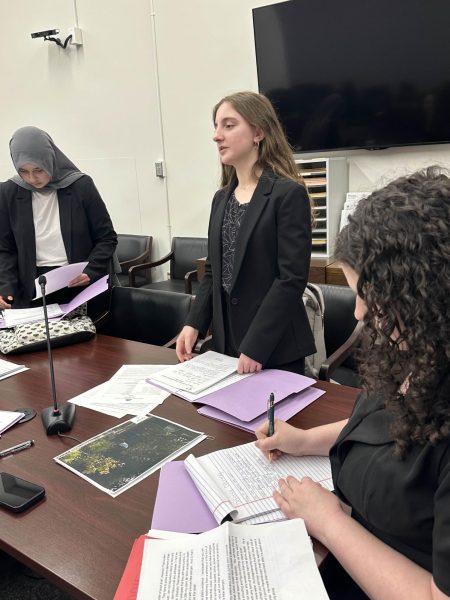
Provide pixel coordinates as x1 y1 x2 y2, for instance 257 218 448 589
221 191 250 293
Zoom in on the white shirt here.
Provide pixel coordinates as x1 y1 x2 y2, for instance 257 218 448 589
32 190 69 267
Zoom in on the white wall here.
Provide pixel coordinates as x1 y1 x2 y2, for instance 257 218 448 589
0 0 170 270
1 0 450 277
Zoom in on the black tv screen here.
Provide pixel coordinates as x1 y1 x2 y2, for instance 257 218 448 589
253 0 450 152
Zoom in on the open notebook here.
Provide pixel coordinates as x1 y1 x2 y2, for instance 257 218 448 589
184 441 332 525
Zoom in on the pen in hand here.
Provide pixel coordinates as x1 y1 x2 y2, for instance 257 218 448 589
0 440 34 458
267 392 275 463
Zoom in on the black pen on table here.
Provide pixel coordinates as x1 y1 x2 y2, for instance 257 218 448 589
267 392 275 463
0 440 34 458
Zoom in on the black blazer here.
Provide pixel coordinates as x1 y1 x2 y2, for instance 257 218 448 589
0 175 117 307
186 171 315 367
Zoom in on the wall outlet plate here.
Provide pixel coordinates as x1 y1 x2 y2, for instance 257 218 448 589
68 26 83 46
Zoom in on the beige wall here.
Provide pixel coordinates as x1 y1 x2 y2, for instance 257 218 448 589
1 0 449 277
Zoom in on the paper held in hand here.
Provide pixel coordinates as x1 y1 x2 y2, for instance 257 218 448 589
2 275 108 328
136 519 329 600
148 351 244 395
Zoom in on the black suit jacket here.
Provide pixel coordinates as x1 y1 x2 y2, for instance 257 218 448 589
0 175 117 307
186 171 316 367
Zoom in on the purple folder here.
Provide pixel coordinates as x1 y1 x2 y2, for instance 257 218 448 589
197 387 325 432
195 369 315 422
151 461 217 534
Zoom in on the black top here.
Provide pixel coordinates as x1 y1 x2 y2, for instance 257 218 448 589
330 384 450 595
221 191 250 293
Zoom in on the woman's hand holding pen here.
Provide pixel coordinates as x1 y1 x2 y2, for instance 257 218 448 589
255 419 307 460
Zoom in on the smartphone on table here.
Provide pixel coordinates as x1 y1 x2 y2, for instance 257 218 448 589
0 472 45 512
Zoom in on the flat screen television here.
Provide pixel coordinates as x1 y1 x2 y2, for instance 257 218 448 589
253 0 450 153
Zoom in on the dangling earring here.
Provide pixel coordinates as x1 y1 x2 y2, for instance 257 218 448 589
254 140 260 151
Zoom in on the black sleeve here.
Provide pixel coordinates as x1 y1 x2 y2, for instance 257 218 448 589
433 446 450 595
0 185 19 298
184 193 218 336
80 177 118 282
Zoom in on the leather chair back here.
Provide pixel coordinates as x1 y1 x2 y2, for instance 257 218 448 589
317 284 357 357
116 234 152 286
317 283 360 386
171 237 208 280
97 286 193 346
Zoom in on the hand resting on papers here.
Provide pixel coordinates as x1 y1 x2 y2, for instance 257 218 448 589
0 295 14 309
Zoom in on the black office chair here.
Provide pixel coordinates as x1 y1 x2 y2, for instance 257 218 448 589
317 283 363 388
96 286 193 347
129 236 208 294
116 234 153 287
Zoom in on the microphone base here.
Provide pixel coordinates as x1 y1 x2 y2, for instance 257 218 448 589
41 404 76 436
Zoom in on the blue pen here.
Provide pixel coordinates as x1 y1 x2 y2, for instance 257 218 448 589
267 392 275 462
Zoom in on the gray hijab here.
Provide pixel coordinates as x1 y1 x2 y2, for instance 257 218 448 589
9 126 84 191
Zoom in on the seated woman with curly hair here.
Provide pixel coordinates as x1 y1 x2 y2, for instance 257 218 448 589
256 167 450 600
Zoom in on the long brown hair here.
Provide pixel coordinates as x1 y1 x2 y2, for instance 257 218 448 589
213 91 303 188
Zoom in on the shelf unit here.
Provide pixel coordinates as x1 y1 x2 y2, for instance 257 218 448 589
295 157 348 257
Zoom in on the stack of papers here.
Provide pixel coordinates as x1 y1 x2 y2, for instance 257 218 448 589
1 263 108 329
0 410 25 435
0 359 28 381
148 351 244 397
69 365 172 417
123 520 329 600
148 351 325 432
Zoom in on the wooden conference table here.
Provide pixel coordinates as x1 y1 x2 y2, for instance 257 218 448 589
0 335 359 600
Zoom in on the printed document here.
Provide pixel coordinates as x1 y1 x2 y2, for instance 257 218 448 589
137 519 329 600
148 351 240 395
92 365 171 408
185 441 332 524
0 358 28 381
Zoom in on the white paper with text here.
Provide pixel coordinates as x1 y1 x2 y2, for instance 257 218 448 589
137 519 329 600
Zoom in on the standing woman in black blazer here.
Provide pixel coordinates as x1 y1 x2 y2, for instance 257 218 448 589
176 91 315 374
0 126 117 309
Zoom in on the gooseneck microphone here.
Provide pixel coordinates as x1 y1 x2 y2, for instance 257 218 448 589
39 275 76 435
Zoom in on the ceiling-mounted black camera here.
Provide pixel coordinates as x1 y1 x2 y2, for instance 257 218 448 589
31 29 59 39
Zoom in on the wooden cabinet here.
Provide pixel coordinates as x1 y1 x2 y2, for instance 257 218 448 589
196 256 347 286
295 157 348 257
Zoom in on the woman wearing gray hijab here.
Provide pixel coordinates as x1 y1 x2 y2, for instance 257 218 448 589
0 126 117 308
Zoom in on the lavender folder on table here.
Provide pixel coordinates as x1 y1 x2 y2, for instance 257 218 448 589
197 387 325 432
195 369 315 422
151 461 217 534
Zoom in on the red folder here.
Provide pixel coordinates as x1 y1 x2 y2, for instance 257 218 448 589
114 535 153 600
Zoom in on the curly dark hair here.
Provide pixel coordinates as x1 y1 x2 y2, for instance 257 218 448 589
334 167 450 457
